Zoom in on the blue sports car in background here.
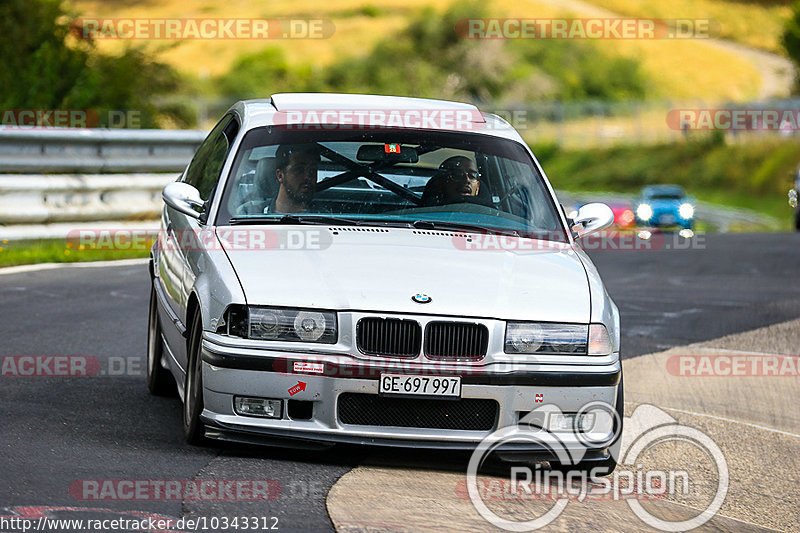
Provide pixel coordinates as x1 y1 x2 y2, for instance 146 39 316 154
634 185 695 230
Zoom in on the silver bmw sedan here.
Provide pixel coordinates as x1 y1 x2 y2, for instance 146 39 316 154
148 93 622 472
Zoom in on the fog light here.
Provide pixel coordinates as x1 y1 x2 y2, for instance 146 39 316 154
234 397 282 418
547 413 596 432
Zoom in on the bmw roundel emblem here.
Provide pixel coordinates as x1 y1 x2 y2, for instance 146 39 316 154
412 294 432 304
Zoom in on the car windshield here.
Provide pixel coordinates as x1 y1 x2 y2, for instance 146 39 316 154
648 193 684 200
644 187 685 201
217 128 567 241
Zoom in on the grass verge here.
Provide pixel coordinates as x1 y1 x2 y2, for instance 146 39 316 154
0 238 151 268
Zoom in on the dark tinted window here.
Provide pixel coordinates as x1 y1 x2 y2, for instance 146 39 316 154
184 115 239 200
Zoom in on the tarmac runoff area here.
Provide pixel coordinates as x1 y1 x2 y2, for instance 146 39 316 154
325 318 800 532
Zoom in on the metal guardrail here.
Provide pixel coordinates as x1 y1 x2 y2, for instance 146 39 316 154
0 128 782 236
0 174 177 225
0 128 206 230
0 128 207 173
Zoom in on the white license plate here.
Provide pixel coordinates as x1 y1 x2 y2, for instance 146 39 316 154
659 214 675 225
379 374 461 398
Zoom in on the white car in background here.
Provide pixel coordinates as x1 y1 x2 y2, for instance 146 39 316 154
147 93 622 472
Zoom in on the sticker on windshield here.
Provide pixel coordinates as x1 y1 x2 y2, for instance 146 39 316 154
384 143 401 153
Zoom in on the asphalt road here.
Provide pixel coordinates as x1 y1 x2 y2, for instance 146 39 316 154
588 232 800 357
1 232 799 532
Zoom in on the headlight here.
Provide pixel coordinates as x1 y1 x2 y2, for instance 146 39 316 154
294 311 330 342
678 203 694 219
220 305 337 343
636 203 653 221
505 322 588 355
504 322 613 355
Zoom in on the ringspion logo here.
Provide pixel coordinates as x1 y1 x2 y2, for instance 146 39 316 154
466 404 728 531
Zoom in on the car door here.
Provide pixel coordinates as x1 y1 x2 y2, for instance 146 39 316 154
158 113 239 371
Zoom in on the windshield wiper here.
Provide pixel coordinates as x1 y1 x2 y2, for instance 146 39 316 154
228 214 363 226
411 220 520 237
229 216 518 235
229 215 418 229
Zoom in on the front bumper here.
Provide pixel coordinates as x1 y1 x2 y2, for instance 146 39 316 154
637 208 693 228
199 332 622 456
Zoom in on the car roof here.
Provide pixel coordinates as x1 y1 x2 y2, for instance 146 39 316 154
227 93 524 142
642 184 686 196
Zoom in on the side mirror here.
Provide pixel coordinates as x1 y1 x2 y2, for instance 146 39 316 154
162 182 204 220
571 202 614 238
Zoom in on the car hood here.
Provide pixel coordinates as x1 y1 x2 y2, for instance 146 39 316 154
217 227 591 322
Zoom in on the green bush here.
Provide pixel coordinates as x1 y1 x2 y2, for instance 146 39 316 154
534 137 800 197
216 47 325 101
217 0 648 104
0 0 192 127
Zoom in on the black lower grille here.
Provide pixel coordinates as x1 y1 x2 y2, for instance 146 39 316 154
337 393 498 431
357 317 421 357
425 322 489 360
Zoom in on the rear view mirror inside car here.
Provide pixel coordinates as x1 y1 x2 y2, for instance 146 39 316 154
356 144 419 163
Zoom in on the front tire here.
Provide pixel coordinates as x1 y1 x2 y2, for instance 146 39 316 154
183 310 206 445
147 284 174 396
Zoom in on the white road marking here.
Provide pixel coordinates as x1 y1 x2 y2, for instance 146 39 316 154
694 347 788 356
659 405 800 439
0 258 148 276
